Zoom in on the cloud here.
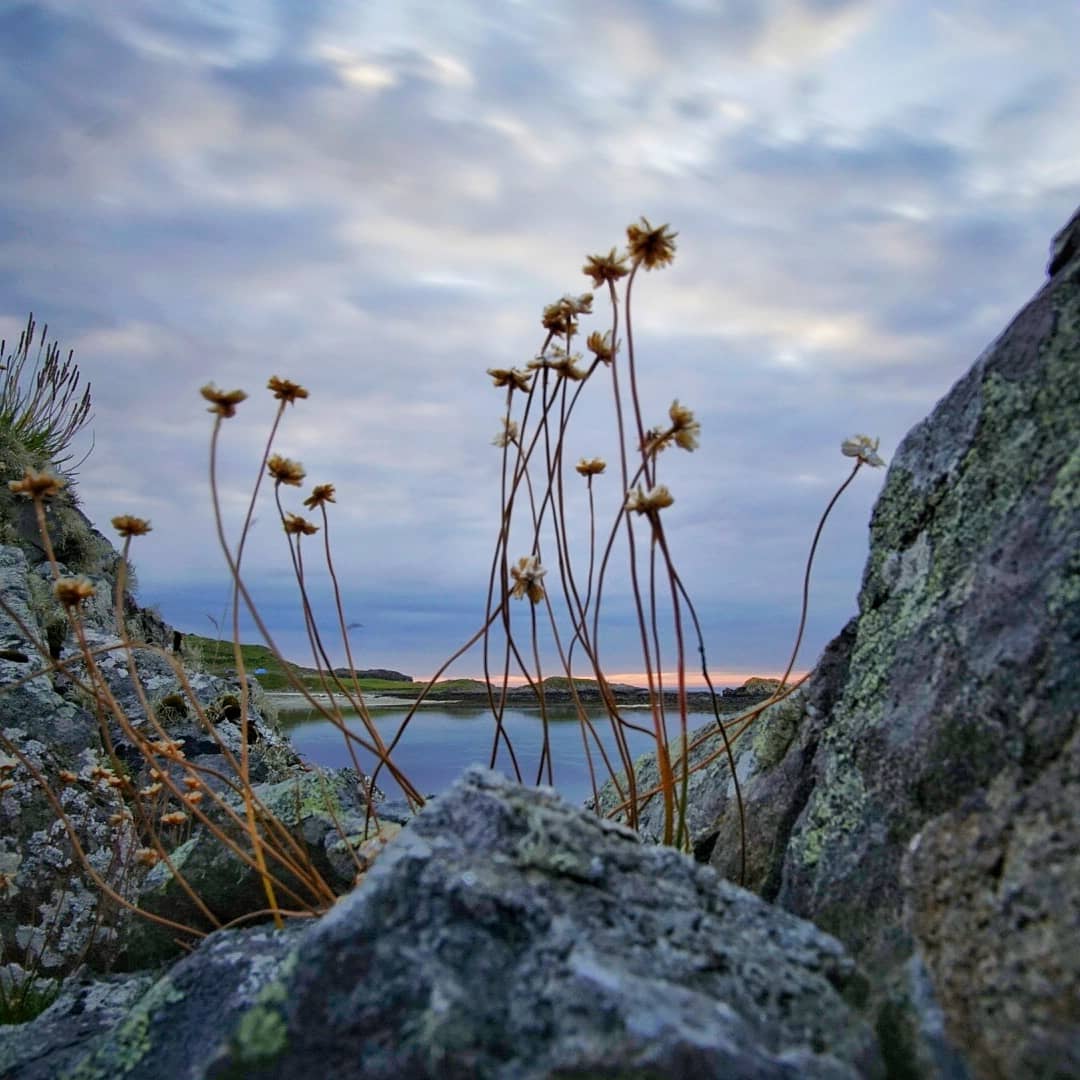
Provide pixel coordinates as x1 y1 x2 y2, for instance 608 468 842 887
2 0 1078 681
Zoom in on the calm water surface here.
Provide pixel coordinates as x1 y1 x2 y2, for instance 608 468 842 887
279 704 713 806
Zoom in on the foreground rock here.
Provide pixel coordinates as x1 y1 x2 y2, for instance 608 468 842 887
3 769 884 1079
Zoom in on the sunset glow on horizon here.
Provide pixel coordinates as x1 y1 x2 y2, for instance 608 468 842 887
433 670 809 690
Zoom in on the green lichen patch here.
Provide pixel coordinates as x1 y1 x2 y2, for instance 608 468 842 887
63 975 185 1079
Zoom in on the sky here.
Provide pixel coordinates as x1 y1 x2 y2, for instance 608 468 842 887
2 0 1078 685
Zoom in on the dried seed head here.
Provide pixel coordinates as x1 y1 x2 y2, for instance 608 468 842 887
668 400 700 452
841 434 885 468
486 367 533 393
267 454 305 487
8 468 65 499
510 555 547 604
112 515 152 538
575 457 607 477
303 484 336 510
267 376 309 404
283 513 319 536
200 384 247 419
625 485 675 515
492 418 519 448
135 848 160 868
160 811 188 827
583 248 631 287
54 576 96 607
586 330 616 364
626 217 677 271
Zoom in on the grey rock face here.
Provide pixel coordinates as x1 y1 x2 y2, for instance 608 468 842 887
0 969 157 1079
9 770 883 1079
773 205 1080 1070
122 767 392 970
593 207 1080 1076
0 536 304 982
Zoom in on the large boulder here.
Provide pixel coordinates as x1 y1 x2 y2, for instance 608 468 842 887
4 770 885 1079
589 206 1080 1075
774 204 1080 1073
665 206 1080 1074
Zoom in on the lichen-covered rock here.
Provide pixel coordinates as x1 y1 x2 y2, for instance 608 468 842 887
0 968 157 1079
9 770 884 1079
0 729 145 981
902 723 1080 1078
0 531 305 984
764 207 1080 1073
121 767 390 969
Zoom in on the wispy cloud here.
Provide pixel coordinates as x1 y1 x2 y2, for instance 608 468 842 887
3 0 1077 677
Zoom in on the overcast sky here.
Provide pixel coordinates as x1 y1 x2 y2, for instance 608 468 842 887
3 0 1077 684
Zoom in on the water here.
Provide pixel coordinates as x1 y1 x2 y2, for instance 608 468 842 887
279 703 712 806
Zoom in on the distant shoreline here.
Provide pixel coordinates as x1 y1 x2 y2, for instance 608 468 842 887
265 675 788 714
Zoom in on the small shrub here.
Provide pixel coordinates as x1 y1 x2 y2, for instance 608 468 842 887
0 314 92 473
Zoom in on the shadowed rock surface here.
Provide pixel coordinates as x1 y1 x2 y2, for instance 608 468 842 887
4 770 883 1079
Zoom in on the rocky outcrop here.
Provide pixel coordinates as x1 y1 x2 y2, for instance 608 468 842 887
3 769 883 1079
589 206 1080 1075
774 203 1079 1074
121 770 407 970
0 497 311 984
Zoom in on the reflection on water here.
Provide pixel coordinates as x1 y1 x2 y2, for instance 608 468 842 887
279 704 711 807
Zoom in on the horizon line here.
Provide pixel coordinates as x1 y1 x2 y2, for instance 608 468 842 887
416 670 808 690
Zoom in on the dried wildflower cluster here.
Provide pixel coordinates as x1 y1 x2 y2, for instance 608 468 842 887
528 346 586 382
111 515 152 537
542 293 593 336
53 576 96 607
841 434 886 468
8 467 64 499
200 384 246 418
510 555 547 604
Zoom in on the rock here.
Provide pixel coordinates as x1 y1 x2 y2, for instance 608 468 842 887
671 206 1079 1074
122 767 393 969
0 968 157 1079
902 722 1080 1078
774 204 1079 1072
6 770 884 1078
1049 204 1080 276
594 206 1080 1075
